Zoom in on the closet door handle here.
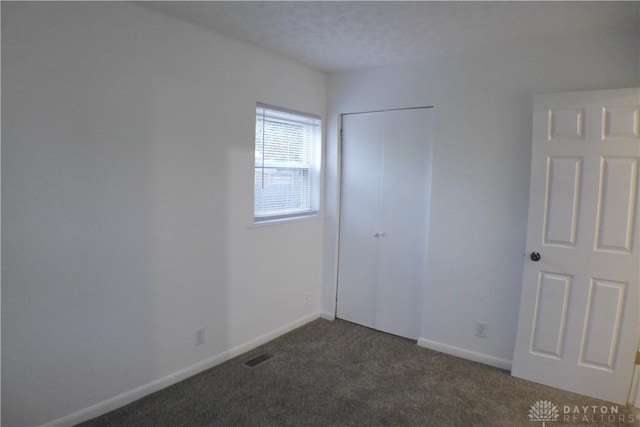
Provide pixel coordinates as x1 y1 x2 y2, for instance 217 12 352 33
374 231 386 238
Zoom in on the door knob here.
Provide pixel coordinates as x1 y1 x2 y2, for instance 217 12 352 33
530 252 541 262
374 231 386 238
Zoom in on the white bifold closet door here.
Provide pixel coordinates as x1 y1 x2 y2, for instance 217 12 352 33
337 108 433 340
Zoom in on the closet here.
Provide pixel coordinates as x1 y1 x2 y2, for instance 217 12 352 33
337 108 433 340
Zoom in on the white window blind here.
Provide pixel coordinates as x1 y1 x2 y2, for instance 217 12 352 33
254 103 322 222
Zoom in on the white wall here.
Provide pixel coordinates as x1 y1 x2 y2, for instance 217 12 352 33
2 3 327 426
323 31 639 368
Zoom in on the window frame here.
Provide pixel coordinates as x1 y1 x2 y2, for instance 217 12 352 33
253 103 323 224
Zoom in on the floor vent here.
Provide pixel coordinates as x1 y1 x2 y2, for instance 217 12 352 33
244 352 274 368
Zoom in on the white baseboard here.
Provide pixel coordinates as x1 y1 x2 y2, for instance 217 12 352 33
320 310 335 321
417 337 512 371
41 312 321 427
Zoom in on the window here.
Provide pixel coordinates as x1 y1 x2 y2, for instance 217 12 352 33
254 103 322 223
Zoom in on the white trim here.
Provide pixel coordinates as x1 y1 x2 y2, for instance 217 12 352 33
40 312 321 427
249 213 323 228
417 337 513 371
256 102 322 122
631 364 640 408
247 214 324 229
325 114 344 322
320 310 335 321
629 341 640 407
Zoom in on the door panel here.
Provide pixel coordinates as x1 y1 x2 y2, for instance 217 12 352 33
336 112 385 330
580 278 627 370
530 272 572 359
376 109 431 339
594 157 637 253
512 88 640 404
542 157 582 247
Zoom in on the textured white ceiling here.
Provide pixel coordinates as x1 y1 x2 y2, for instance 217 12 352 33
143 1 639 72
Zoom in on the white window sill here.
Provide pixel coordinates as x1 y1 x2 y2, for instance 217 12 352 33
248 214 324 229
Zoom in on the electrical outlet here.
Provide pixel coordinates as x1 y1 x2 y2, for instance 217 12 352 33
195 328 205 345
475 321 488 338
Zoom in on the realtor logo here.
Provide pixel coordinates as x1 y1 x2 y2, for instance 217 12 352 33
528 400 638 425
529 400 559 426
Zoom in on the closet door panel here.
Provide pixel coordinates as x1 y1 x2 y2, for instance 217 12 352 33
376 108 432 339
336 112 386 330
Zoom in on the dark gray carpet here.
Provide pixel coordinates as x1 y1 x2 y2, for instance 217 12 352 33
79 318 639 426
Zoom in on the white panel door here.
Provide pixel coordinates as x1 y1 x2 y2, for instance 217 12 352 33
512 88 640 404
337 108 432 340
